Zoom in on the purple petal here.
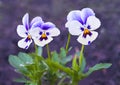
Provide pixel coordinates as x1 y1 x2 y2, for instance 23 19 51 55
41 22 55 30
22 13 29 30
81 8 95 24
30 16 44 28
67 10 84 24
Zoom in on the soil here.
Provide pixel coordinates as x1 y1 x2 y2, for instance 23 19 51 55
0 0 120 85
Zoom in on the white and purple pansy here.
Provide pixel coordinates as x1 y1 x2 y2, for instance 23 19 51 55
17 13 42 49
32 21 60 47
65 8 101 45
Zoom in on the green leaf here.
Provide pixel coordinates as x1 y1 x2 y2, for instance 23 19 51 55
18 52 33 64
51 51 59 62
60 48 66 58
14 77 28 83
8 55 28 74
86 63 112 75
9 55 25 69
61 55 72 65
47 60 73 76
72 56 79 71
79 54 86 72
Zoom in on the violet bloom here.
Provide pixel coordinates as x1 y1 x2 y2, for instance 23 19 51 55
17 13 41 49
32 21 60 47
65 8 101 45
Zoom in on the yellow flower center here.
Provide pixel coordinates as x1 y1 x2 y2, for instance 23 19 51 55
83 28 90 34
41 32 47 39
27 34 31 40
83 28 91 38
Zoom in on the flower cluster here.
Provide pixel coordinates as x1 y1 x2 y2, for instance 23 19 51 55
17 13 60 49
9 8 112 85
17 8 101 49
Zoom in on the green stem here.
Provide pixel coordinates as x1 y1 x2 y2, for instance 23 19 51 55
71 78 79 85
58 76 66 85
46 44 51 60
34 44 38 54
79 45 84 65
65 33 71 54
34 44 41 85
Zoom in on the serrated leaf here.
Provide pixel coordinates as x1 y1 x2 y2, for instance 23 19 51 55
72 56 79 71
18 52 33 64
86 63 112 75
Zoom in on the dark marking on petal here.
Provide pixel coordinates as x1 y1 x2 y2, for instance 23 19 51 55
88 41 91 45
40 37 43 41
80 27 84 31
25 46 28 49
89 32 92 36
87 25 91 29
25 38 29 42
46 32 49 35
25 32 28 35
39 31 42 35
42 25 50 30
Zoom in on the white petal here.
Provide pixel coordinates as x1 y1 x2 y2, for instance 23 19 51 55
86 16 101 30
29 27 40 38
18 38 32 49
33 37 53 47
17 25 27 37
65 20 83 35
22 13 29 30
77 31 98 45
47 28 60 37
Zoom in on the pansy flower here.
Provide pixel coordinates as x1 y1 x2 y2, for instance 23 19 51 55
32 21 60 47
17 13 42 49
65 8 101 45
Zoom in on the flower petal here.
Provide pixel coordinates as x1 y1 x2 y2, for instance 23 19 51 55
18 38 32 49
33 36 53 47
67 10 84 24
17 25 27 37
46 27 60 37
29 27 40 38
41 22 55 30
22 13 29 30
77 31 98 45
65 20 83 35
86 16 101 30
81 8 95 24
30 16 44 28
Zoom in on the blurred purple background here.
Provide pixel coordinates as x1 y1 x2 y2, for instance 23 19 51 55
0 0 120 85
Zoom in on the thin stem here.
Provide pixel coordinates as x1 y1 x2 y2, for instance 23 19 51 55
34 44 41 85
79 45 84 65
58 76 66 85
34 44 38 54
46 44 51 60
65 33 71 54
